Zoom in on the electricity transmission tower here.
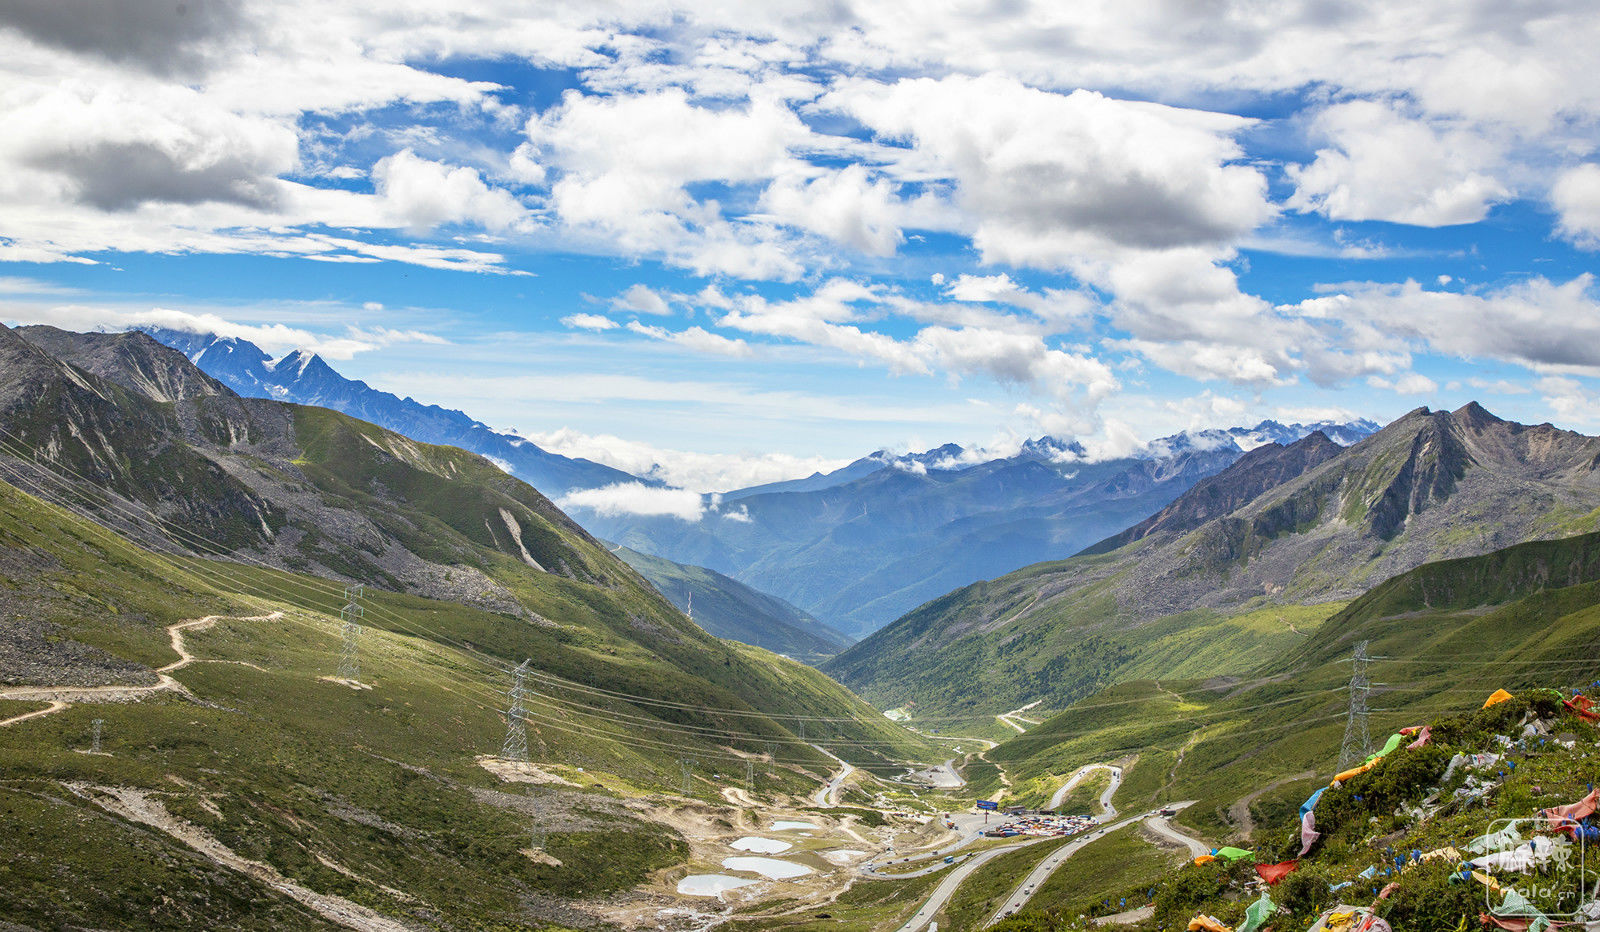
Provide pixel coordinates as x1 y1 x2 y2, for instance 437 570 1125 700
502 660 530 762
746 758 755 791
337 584 364 680
680 757 697 795
90 718 103 753
765 743 777 775
1338 640 1372 769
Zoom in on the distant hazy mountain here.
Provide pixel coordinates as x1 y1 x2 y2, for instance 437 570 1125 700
582 420 1378 637
610 545 854 663
140 327 642 500
822 404 1600 715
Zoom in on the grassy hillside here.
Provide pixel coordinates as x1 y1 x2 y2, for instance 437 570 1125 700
983 528 1600 840
0 327 942 928
613 544 853 663
0 325 931 766
0 465 938 929
994 691 1600 931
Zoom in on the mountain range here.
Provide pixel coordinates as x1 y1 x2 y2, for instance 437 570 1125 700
1 324 918 760
141 327 641 500
821 402 1600 715
0 322 940 930
137 325 1377 640
579 420 1378 637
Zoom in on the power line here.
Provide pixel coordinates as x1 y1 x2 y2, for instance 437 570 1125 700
0 451 889 769
3 427 1595 781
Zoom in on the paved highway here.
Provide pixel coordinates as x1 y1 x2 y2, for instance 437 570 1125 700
984 802 1197 925
892 835 1050 932
810 744 856 808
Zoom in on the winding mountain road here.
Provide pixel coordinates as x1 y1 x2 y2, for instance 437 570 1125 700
1047 764 1121 813
1143 812 1209 857
0 612 282 728
892 835 1051 932
810 744 856 808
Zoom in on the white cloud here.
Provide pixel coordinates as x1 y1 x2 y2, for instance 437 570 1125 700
514 86 816 279
1367 372 1440 395
610 283 672 315
757 164 950 256
561 312 617 331
557 482 707 522
1535 375 1600 427
1287 100 1508 226
1552 164 1600 248
824 75 1272 267
943 274 1024 304
1283 275 1600 376
624 320 752 357
372 149 525 231
1465 377 1532 395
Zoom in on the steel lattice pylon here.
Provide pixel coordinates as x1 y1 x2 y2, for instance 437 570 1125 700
337 584 364 680
501 660 530 762
1338 640 1372 770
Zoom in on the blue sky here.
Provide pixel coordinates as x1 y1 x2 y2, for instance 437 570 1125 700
2 2 1599 492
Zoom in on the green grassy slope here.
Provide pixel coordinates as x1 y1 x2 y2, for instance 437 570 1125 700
984 529 1600 841
0 470 936 929
995 692 1600 932
0 326 933 768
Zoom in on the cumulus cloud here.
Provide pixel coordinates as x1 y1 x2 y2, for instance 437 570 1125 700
824 75 1272 265
756 164 953 256
0 0 250 77
1367 372 1440 395
0 81 297 212
1288 100 1508 226
1552 164 1600 248
514 86 815 278
1536 375 1600 427
373 149 525 231
1283 275 1600 376
702 279 1118 434
557 482 708 521
610 283 672 315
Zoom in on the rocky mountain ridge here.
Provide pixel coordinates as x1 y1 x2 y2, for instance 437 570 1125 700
821 402 1600 713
